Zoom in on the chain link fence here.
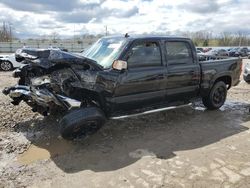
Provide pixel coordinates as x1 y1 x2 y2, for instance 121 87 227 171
0 39 98 53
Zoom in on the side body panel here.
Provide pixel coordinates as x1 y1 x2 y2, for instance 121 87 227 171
163 39 201 102
199 58 242 97
81 37 241 116
111 39 167 112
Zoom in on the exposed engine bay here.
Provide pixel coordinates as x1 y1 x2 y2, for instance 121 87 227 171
2 48 104 116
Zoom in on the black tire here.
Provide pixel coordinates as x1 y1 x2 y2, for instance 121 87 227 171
0 61 13 71
59 107 106 140
202 81 227 110
243 76 250 84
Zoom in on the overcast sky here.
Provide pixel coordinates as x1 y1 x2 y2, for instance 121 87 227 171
0 0 249 38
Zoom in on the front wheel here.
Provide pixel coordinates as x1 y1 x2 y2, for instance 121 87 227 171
59 107 106 140
0 61 13 71
202 81 227 110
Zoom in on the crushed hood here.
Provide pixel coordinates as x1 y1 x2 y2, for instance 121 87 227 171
15 48 103 70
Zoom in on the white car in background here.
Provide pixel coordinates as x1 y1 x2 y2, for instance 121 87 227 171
244 62 250 83
0 54 23 71
196 50 206 61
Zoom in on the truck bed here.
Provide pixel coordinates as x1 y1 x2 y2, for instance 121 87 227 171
199 57 242 96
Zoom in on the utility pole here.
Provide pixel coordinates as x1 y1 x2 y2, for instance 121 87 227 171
74 24 75 42
9 22 12 42
239 37 242 47
3 21 6 41
74 24 75 52
105 25 108 36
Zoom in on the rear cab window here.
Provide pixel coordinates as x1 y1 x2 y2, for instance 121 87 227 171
126 41 162 68
165 41 194 65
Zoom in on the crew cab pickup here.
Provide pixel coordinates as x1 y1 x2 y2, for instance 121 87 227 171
3 35 242 139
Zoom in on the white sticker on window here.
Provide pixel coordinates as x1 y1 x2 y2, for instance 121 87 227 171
108 43 122 49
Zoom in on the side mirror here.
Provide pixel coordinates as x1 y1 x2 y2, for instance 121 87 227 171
112 60 127 71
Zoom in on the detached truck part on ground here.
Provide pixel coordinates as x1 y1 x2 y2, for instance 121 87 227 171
3 35 242 139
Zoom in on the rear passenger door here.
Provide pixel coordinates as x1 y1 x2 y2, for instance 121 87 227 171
113 40 166 111
165 40 200 102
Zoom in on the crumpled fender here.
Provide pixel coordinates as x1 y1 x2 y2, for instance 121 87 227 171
15 48 103 70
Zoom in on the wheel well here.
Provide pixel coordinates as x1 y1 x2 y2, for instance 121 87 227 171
3 60 12 64
70 88 106 112
214 76 232 89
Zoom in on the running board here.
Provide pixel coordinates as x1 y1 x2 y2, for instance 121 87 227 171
110 103 192 120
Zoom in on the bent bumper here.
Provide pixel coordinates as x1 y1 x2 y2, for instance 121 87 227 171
2 85 81 110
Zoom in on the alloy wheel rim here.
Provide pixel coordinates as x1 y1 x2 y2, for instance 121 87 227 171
213 86 226 105
1 61 11 71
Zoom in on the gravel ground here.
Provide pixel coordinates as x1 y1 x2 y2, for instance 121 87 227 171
0 60 250 188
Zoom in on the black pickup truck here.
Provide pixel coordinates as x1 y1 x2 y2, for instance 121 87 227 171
3 35 242 139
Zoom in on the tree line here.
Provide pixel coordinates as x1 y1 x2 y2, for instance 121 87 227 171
182 31 250 47
0 22 13 42
1 22 250 47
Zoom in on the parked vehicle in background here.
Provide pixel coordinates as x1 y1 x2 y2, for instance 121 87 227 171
3 35 242 139
205 49 228 57
205 49 218 56
239 47 248 57
242 47 249 52
244 62 250 83
0 54 23 71
217 49 229 56
196 50 204 54
196 50 206 61
228 48 239 57
196 47 204 52
203 48 212 53
229 47 248 57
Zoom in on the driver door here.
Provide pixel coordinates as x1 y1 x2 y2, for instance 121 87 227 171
112 40 167 111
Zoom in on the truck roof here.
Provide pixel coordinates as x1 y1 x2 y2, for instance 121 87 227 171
102 35 190 41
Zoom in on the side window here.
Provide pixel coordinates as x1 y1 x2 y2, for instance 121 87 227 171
165 41 193 65
127 41 161 67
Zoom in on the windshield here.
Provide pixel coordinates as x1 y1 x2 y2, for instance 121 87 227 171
82 37 127 68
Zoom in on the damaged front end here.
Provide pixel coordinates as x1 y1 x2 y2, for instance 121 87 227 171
3 84 81 116
2 48 103 116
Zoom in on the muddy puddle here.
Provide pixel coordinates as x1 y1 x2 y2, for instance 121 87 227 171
18 138 74 165
17 100 249 165
193 100 249 112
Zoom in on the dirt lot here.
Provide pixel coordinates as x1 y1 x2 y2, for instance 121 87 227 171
1 60 250 188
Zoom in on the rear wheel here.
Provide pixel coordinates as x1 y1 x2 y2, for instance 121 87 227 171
59 106 106 140
0 61 12 71
202 81 227 110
